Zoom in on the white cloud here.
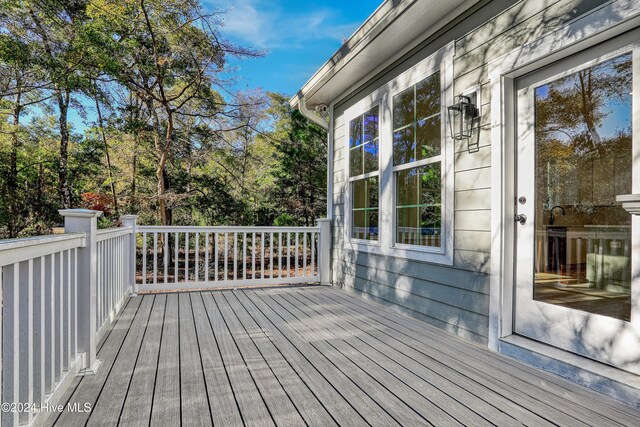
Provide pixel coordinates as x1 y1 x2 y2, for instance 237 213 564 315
204 0 359 49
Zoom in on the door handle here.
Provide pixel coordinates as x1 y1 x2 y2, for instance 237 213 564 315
515 214 527 225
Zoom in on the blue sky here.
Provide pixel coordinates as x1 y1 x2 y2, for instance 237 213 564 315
58 0 380 132
204 0 381 96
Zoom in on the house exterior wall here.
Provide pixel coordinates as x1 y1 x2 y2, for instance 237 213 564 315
329 0 608 344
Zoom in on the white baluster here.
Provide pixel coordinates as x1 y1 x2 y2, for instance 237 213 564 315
303 233 307 277
185 232 190 282
205 233 209 282
174 232 179 283
142 232 147 286
152 233 158 285
224 232 228 282
164 232 169 284
261 232 265 279
195 232 200 283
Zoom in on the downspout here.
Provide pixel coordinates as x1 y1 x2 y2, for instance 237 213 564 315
298 97 329 130
326 102 334 221
297 97 332 220
297 97 334 286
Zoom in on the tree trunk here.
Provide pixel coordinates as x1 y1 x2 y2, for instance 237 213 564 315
94 85 119 215
131 133 138 212
578 70 603 155
146 97 170 225
8 95 22 238
57 90 72 208
130 92 139 213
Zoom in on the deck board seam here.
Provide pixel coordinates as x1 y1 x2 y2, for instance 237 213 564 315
318 288 635 421
219 292 309 426
266 290 448 426
289 289 525 426
196 292 246 426
255 290 406 426
56 297 143 426
314 289 583 425
316 288 625 426
96 297 133 354
317 285 640 418
187 293 214 424
148 294 168 424
281 290 503 426
115 295 156 425
224 291 339 426
82 297 149 425
209 292 278 426
94 295 155 425
238 290 373 426
200 292 274 425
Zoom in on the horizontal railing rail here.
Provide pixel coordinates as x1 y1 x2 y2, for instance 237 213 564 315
96 226 133 242
135 223 330 292
0 234 85 265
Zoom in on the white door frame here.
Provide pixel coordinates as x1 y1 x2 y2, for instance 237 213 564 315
487 0 640 352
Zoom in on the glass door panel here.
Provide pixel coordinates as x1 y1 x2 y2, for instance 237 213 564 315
533 53 632 321
514 39 640 374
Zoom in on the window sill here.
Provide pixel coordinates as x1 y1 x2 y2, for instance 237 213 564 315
342 239 453 265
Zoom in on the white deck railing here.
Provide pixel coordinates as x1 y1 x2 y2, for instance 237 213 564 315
136 226 326 292
0 233 84 427
95 227 133 343
0 211 330 426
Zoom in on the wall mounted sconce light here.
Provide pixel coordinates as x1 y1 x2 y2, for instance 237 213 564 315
447 93 481 153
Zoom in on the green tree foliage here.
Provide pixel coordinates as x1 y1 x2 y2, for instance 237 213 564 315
0 1 327 238
265 93 327 226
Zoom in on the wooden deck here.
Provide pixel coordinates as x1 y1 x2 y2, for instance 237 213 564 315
47 285 640 426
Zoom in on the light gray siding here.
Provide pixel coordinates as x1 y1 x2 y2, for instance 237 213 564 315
328 0 608 344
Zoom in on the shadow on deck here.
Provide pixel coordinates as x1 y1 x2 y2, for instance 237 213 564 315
48 286 640 426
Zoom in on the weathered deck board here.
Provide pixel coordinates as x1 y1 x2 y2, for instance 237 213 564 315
312 289 602 426
232 291 367 425
178 293 212 426
291 289 532 426
119 294 165 427
212 292 305 426
312 287 640 426
276 289 502 426
222 292 338 427
86 296 154 426
51 297 142 427
48 286 640 427
150 293 181 426
263 290 452 426
190 292 244 426
244 290 401 426
200 292 274 426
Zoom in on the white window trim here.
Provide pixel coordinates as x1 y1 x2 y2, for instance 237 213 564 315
343 42 454 265
487 0 640 352
344 101 383 247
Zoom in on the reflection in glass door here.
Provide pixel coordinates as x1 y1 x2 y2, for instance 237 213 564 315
514 41 640 373
533 53 632 321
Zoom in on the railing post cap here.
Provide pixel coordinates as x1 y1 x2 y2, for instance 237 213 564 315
59 209 103 218
120 214 139 220
316 218 331 223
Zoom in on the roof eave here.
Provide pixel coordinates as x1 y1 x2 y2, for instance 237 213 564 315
291 0 480 112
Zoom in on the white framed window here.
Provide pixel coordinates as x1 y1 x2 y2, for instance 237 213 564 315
348 105 380 242
392 71 443 248
343 42 454 264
